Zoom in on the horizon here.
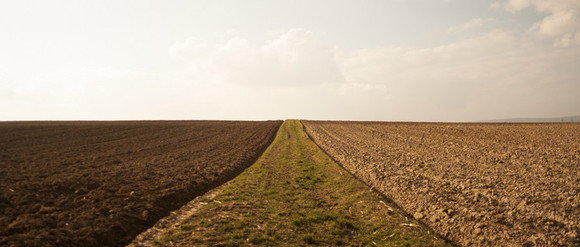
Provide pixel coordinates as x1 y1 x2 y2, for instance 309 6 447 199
1 0 579 122
1 114 579 123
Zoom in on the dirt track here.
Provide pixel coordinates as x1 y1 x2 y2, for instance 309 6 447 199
0 120 281 247
303 121 579 246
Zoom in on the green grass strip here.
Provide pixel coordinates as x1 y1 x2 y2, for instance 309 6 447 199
153 120 451 246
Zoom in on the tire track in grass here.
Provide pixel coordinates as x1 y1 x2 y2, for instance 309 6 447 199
150 120 452 246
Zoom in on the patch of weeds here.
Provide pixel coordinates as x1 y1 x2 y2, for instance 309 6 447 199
308 210 338 223
301 165 314 172
294 173 323 189
265 228 280 238
291 212 308 227
179 223 195 231
262 188 279 197
221 218 247 232
294 174 311 182
225 232 246 242
302 234 317 245
198 219 215 228
248 233 271 245
331 216 358 236
292 210 338 229
224 238 245 247
334 239 346 245
153 234 180 246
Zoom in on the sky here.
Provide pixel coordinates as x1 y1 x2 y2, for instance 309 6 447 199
1 0 579 121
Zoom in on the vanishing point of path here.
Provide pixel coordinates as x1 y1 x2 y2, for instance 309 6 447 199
148 120 452 246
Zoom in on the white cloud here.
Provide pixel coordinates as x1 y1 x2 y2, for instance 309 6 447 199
336 30 580 121
165 27 580 121
447 18 495 33
529 9 580 37
1 29 349 120
339 30 517 84
492 0 580 13
554 32 580 47
170 29 345 87
494 0 580 46
169 37 211 63
3 24 579 121
493 0 531 12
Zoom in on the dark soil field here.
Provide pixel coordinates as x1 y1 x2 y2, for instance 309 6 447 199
0 120 281 247
303 121 579 246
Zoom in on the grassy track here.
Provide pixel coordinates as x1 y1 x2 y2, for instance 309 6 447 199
153 120 451 246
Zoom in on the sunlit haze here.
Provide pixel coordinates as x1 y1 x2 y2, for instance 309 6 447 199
1 0 579 121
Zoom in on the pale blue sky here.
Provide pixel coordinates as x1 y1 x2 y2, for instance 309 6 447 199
1 0 579 121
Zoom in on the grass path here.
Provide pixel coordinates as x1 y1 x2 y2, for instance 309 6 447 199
152 120 451 246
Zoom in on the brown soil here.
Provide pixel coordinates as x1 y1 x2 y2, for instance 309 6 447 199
302 121 579 246
0 120 281 247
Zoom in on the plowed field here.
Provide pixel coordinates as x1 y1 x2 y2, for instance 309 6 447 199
0 120 281 247
302 121 579 246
